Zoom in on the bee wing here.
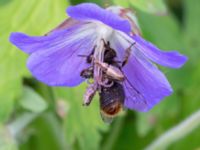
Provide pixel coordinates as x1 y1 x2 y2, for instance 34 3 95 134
122 48 173 112
123 77 148 112
111 33 172 112
122 48 174 112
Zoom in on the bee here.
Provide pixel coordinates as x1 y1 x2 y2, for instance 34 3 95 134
97 41 126 122
80 40 135 123
99 81 125 123
94 59 125 82
80 41 124 82
80 48 124 109
80 66 93 79
83 82 97 106
79 40 117 64
81 62 124 107
122 42 135 67
103 41 117 64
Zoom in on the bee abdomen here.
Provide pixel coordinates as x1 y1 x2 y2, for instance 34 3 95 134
100 100 122 116
99 82 125 117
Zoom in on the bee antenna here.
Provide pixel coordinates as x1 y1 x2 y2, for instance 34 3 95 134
101 38 106 45
77 54 88 57
130 42 136 48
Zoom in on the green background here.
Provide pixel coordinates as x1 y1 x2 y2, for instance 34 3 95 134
0 0 200 149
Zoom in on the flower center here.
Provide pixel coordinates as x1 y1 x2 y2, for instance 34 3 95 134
95 21 114 40
92 21 114 87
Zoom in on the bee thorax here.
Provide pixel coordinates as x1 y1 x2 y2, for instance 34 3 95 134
106 65 125 81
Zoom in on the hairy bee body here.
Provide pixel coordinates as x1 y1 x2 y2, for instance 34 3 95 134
100 82 125 118
80 40 129 122
80 66 93 79
83 83 97 106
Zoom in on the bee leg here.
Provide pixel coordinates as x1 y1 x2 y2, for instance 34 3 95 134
101 38 111 48
80 66 93 79
99 78 114 87
84 45 96 57
94 59 125 81
78 45 96 63
83 95 93 106
103 78 114 87
101 38 107 46
83 83 97 106
122 42 136 67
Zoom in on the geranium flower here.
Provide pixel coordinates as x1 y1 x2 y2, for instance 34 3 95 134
10 3 187 112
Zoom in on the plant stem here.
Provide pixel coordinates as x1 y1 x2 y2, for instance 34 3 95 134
102 116 125 150
145 109 200 150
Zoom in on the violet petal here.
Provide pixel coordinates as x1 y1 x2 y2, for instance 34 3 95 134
123 79 148 111
111 35 172 111
10 24 97 86
10 23 92 54
123 50 173 111
66 3 131 33
133 35 188 68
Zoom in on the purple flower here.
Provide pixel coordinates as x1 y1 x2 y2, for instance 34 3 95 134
10 3 187 112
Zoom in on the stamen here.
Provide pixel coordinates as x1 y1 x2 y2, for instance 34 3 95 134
93 38 106 89
117 31 135 45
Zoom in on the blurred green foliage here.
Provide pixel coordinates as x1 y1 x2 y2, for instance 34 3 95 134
0 0 200 150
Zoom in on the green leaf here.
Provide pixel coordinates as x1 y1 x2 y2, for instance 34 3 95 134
183 0 200 63
69 0 102 5
169 0 200 149
19 87 47 113
129 0 167 15
112 0 129 7
53 84 109 150
19 112 68 150
0 0 68 122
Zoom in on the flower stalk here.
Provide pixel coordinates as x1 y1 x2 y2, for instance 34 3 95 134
145 109 200 150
